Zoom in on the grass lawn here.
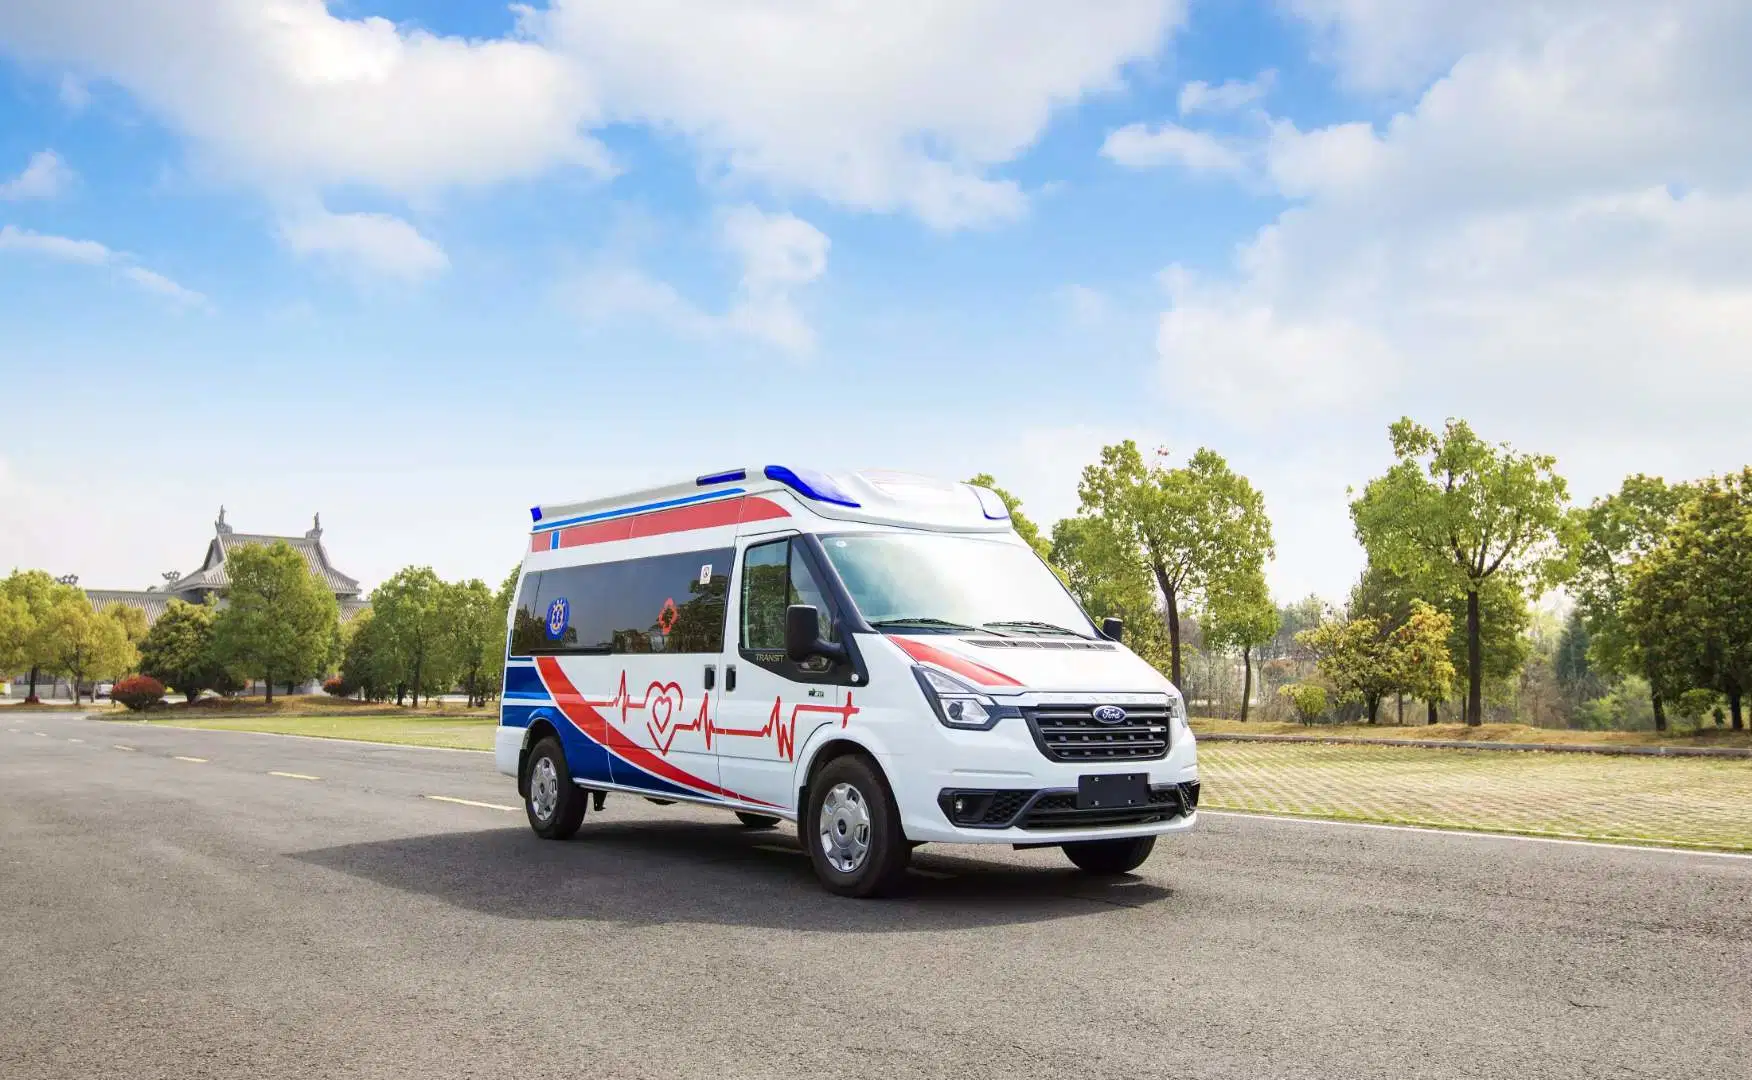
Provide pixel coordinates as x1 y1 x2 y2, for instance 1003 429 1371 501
118 711 499 751
1199 740 1752 852
99 696 495 720
1190 717 1752 750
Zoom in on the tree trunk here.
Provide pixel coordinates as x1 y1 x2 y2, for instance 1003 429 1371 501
413 658 423 709
1731 687 1744 731
1240 646 1253 723
1156 567 1183 689
264 674 274 705
1650 687 1667 733
1466 588 1483 727
1366 694 1380 724
1397 693 1405 725
1427 699 1439 725
26 664 40 703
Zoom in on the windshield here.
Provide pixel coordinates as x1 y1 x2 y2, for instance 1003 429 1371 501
818 532 1096 638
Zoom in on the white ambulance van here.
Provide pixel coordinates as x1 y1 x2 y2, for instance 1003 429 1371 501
498 466 1199 897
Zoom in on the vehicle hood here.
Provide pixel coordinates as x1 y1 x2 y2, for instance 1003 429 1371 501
885 634 1177 697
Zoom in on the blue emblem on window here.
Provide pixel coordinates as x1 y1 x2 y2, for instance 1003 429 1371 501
545 597 570 640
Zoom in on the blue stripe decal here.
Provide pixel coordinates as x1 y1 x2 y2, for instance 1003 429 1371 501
503 666 548 699
530 488 747 534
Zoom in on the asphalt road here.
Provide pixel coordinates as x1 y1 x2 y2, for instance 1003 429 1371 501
4 714 1748 1080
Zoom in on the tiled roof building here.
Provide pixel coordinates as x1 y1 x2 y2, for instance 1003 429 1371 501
86 508 368 626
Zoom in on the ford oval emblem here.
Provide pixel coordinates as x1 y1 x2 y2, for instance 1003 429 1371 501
1093 705 1128 725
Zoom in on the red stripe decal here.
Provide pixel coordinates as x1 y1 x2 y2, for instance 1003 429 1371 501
541 495 791 550
891 637 1023 687
533 657 779 807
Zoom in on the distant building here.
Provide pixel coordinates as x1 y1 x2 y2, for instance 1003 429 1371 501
85 507 368 627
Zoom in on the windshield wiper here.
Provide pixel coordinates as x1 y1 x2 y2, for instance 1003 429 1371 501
982 619 1088 638
869 617 985 634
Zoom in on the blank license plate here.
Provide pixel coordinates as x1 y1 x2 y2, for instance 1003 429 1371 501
1077 772 1148 810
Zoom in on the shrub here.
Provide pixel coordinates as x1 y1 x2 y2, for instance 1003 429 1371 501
323 675 356 699
110 674 166 712
1279 683 1328 725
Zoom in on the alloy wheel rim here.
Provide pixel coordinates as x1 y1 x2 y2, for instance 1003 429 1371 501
530 756 559 821
818 782 872 873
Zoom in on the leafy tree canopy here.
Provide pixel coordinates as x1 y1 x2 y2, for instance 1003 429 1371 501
212 541 340 703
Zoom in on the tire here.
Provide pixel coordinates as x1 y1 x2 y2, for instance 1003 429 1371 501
524 736 587 840
804 755 911 898
1062 835 1156 875
735 811 780 830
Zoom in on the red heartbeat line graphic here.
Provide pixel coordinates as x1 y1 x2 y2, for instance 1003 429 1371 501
585 671 858 761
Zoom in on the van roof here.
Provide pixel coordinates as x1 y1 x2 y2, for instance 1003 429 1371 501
530 465 1015 535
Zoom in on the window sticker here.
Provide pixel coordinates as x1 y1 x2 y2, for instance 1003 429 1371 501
699 563 713 586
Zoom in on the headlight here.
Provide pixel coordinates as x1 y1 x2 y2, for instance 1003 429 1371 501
912 665 1015 730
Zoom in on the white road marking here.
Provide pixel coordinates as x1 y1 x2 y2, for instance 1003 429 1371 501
424 794 519 812
66 738 84 743
112 745 136 752
268 771 321 781
34 732 48 737
1201 810 1752 861
173 756 208 764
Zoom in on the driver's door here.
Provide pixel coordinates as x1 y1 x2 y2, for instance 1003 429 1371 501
714 534 853 811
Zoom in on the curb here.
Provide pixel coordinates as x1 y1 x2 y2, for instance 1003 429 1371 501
1196 732 1752 759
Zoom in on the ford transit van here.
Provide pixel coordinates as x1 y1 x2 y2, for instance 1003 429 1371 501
498 466 1198 896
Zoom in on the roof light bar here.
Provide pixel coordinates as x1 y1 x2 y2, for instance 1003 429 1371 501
763 465 861 508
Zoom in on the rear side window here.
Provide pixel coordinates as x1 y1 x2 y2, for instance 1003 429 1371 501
510 548 732 656
740 538 839 651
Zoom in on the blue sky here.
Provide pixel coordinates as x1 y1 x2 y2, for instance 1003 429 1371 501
2 1 1749 610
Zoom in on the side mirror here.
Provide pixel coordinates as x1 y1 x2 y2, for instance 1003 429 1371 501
1101 616 1125 642
785 604 848 665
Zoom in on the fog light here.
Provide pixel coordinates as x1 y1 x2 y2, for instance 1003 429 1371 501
954 796 969 815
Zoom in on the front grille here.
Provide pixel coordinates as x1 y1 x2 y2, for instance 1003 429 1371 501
1018 785 1185 830
938 785 1191 831
1023 702 1171 762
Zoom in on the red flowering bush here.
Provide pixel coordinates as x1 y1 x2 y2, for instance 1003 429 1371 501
323 675 356 698
111 675 166 712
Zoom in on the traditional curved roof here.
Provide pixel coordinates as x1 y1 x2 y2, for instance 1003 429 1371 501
166 525 360 598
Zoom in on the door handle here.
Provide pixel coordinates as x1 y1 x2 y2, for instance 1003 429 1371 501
704 664 716 691
726 664 737 692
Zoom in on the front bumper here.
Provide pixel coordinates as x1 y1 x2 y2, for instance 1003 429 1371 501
881 713 1200 845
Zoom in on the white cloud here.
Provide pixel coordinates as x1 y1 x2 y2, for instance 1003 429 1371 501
0 150 74 199
1148 0 1752 599
278 208 449 281
57 73 88 110
1178 70 1275 115
0 224 205 305
0 0 606 197
0 1 1186 231
1102 122 1248 174
564 205 829 355
1061 284 1110 326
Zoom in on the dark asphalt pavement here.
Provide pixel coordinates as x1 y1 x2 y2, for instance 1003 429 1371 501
3 713 1748 1080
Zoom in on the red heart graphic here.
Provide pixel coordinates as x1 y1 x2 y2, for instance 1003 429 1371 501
644 681 684 734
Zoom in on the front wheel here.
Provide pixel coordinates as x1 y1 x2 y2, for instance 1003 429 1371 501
1062 835 1156 875
804 756 910 898
524 737 587 840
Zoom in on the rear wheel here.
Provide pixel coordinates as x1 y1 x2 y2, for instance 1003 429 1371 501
735 811 780 830
1062 836 1155 875
524 737 586 840
804 755 910 898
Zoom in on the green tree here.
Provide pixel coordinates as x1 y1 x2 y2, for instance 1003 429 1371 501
966 474 1054 563
2 569 84 702
442 578 504 707
1570 474 1696 729
102 603 149 648
1075 441 1274 687
1553 608 1605 711
1050 513 1170 674
1203 570 1280 722
1279 683 1328 724
0 590 28 680
42 595 138 704
212 541 341 703
1625 469 1752 729
1351 418 1572 726
138 598 229 702
1299 600 1454 725
340 609 396 703
370 567 456 707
